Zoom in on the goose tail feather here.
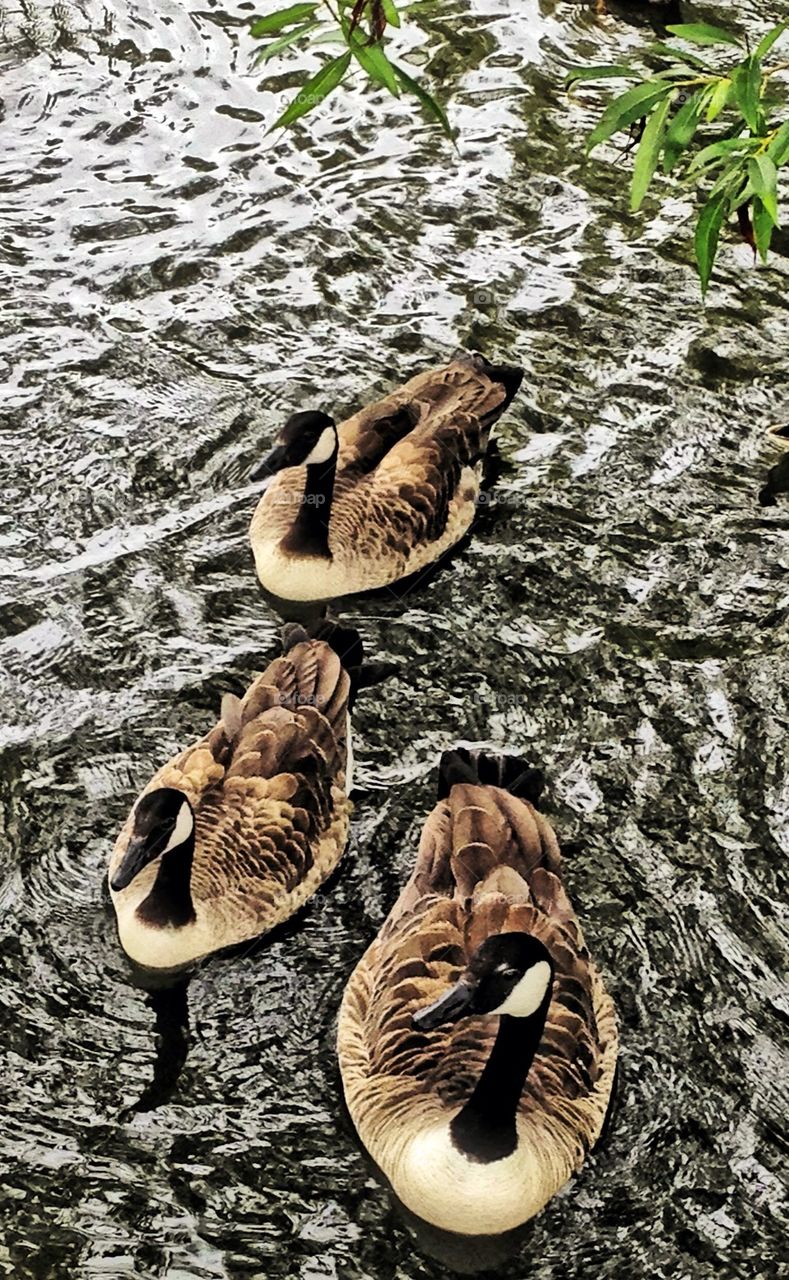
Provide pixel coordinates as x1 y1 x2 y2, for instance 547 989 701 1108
437 745 544 805
282 619 396 709
464 351 524 409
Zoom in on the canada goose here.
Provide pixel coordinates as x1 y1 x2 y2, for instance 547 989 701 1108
109 622 384 971
248 354 523 603
338 747 618 1236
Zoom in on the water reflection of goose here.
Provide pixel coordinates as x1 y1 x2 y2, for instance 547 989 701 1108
339 747 618 1235
248 354 523 604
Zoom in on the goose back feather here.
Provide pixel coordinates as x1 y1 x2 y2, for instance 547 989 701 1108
338 749 618 1235
250 354 522 601
109 628 360 970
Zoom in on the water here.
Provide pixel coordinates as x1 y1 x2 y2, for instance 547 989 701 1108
2 0 788 1275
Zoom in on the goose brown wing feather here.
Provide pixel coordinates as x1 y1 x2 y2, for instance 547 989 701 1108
121 638 351 923
337 403 420 475
251 358 521 593
326 362 508 561
339 779 617 1162
335 359 506 470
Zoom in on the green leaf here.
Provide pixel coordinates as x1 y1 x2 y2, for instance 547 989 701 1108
254 19 320 64
565 64 636 86
732 177 755 205
709 167 748 203
752 196 774 262
631 91 674 208
767 121 789 166
310 29 347 45
382 0 401 27
270 51 352 129
731 55 764 133
755 21 789 59
587 79 675 152
687 136 757 174
748 153 779 223
695 190 729 294
392 62 454 141
653 67 709 80
349 36 400 96
662 88 707 173
666 22 742 47
706 78 731 122
647 40 712 70
251 3 318 37
704 168 745 207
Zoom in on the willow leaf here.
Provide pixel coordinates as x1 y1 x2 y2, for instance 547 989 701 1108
732 55 764 133
254 20 320 64
647 40 712 70
251 3 318 37
270 51 352 129
662 88 707 173
350 38 400 96
666 22 742 48
767 121 789 166
755 21 788 59
631 92 674 209
687 136 757 174
752 196 775 261
587 80 675 152
706 156 749 200
749 153 779 223
565 64 636 86
706 78 731 122
695 190 729 294
393 62 454 142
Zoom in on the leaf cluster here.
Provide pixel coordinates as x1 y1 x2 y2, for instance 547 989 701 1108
250 0 453 139
568 21 789 293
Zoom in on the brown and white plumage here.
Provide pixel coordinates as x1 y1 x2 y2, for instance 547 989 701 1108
249 354 523 602
338 749 618 1235
108 625 367 970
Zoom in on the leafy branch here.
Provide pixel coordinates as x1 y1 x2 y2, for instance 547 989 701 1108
568 20 789 294
250 0 454 141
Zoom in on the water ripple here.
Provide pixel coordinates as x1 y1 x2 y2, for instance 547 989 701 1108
2 0 789 1277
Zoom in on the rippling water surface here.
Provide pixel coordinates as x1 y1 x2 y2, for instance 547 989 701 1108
2 0 788 1276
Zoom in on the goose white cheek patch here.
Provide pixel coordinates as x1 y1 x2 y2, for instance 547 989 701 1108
163 802 194 855
304 426 336 466
492 960 552 1017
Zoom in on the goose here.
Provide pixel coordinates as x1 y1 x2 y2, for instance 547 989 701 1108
338 747 618 1236
248 353 523 603
109 622 384 971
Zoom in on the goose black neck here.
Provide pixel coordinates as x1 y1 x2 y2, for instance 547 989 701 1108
137 837 196 929
282 452 337 558
450 992 551 1164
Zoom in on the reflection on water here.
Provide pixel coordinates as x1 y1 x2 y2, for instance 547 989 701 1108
1 0 788 1276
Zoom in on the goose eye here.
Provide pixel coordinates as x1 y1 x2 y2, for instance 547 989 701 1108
499 966 520 980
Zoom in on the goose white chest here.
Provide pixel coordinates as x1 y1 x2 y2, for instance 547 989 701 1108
394 1123 554 1236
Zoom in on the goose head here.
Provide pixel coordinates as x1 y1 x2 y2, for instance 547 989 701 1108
111 788 195 893
250 411 338 480
413 933 553 1030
